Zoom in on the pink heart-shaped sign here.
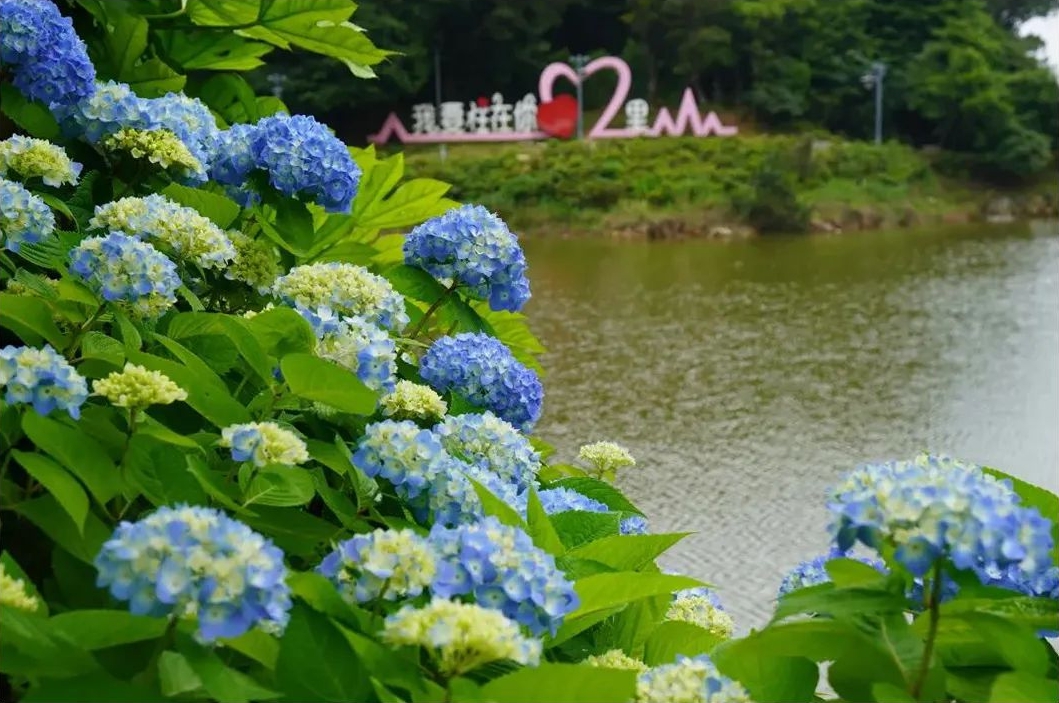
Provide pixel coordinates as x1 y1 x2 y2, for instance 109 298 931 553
537 95 577 139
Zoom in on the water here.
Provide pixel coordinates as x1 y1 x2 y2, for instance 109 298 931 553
522 222 1059 629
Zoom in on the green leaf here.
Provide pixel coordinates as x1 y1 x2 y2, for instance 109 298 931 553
185 455 248 514
34 192 77 226
643 621 727 665
988 671 1059 703
384 264 448 304
550 477 644 515
158 651 203 698
773 583 909 621
22 671 158 702
280 353 378 414
50 611 167 650
0 84 61 140
939 596 1059 635
244 305 316 357
572 572 704 621
0 293 67 348
15 494 110 564
469 476 526 528
12 451 89 534
244 466 316 507
351 151 405 218
1 553 46 616
550 511 621 549
81 331 125 368
566 533 689 572
525 487 565 555
275 198 317 253
22 413 122 505
712 647 819 703
157 30 272 71
126 434 208 507
162 184 241 228
197 73 261 124
275 603 372 702
113 310 143 352
220 628 280 669
178 639 282 703
825 557 890 588
242 506 342 558
481 663 635 703
357 178 453 230
167 312 274 385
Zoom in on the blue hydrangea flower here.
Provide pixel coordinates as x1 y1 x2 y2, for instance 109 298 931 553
95 505 292 642
420 333 543 431
637 654 751 703
68 232 181 317
404 204 531 312
207 123 256 187
273 262 409 333
1 177 54 252
433 412 541 492
538 487 608 514
318 529 438 603
296 306 397 394
352 420 452 502
621 515 650 535
828 455 1056 579
52 81 147 144
220 421 309 467
0 0 95 109
215 114 359 212
90 195 235 270
777 547 887 598
429 516 579 636
0 345 88 419
428 461 527 527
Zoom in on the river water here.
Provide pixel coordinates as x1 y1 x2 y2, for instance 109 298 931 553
521 222 1059 629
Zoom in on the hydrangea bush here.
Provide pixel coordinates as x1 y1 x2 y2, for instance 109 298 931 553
1 2 1057 703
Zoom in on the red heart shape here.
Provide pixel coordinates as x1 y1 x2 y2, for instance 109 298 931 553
537 94 577 139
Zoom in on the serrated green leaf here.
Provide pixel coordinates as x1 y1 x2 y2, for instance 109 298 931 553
244 465 316 507
525 487 565 556
643 620 726 665
50 611 167 650
275 603 372 702
178 639 282 703
0 84 61 140
550 511 621 549
0 293 67 348
482 664 635 703
15 494 110 564
550 477 644 515
468 476 526 528
566 533 689 572
157 30 272 71
162 184 241 228
21 413 122 505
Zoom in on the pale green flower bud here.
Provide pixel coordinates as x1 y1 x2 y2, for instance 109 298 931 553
585 649 648 673
93 363 188 409
0 564 40 612
379 380 447 422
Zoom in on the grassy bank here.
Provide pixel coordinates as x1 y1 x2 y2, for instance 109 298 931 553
401 135 1058 237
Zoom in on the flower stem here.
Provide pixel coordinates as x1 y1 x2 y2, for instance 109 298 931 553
63 305 104 357
407 281 459 340
910 561 943 699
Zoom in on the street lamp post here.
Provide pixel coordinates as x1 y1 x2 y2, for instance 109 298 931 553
570 53 590 140
860 62 887 145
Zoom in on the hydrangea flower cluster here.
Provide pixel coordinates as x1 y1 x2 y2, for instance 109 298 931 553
0 135 81 186
220 422 309 468
94 505 292 641
420 334 544 431
208 115 360 212
538 487 609 514
585 649 649 673
637 655 752 703
621 515 650 535
93 364 187 410
383 598 542 677
52 80 146 144
298 307 397 394
225 232 278 293
404 204 531 312
0 0 95 108
827 455 1055 577
428 461 526 527
90 195 236 271
352 420 453 502
139 92 219 168
433 412 540 490
318 529 437 603
0 563 40 612
666 588 734 639
579 441 636 478
430 516 579 636
380 380 448 423
776 547 886 598
272 263 409 332
102 128 206 183
69 232 180 317
1 177 54 252
0 345 88 419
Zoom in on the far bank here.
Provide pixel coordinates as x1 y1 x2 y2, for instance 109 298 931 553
400 135 1059 239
